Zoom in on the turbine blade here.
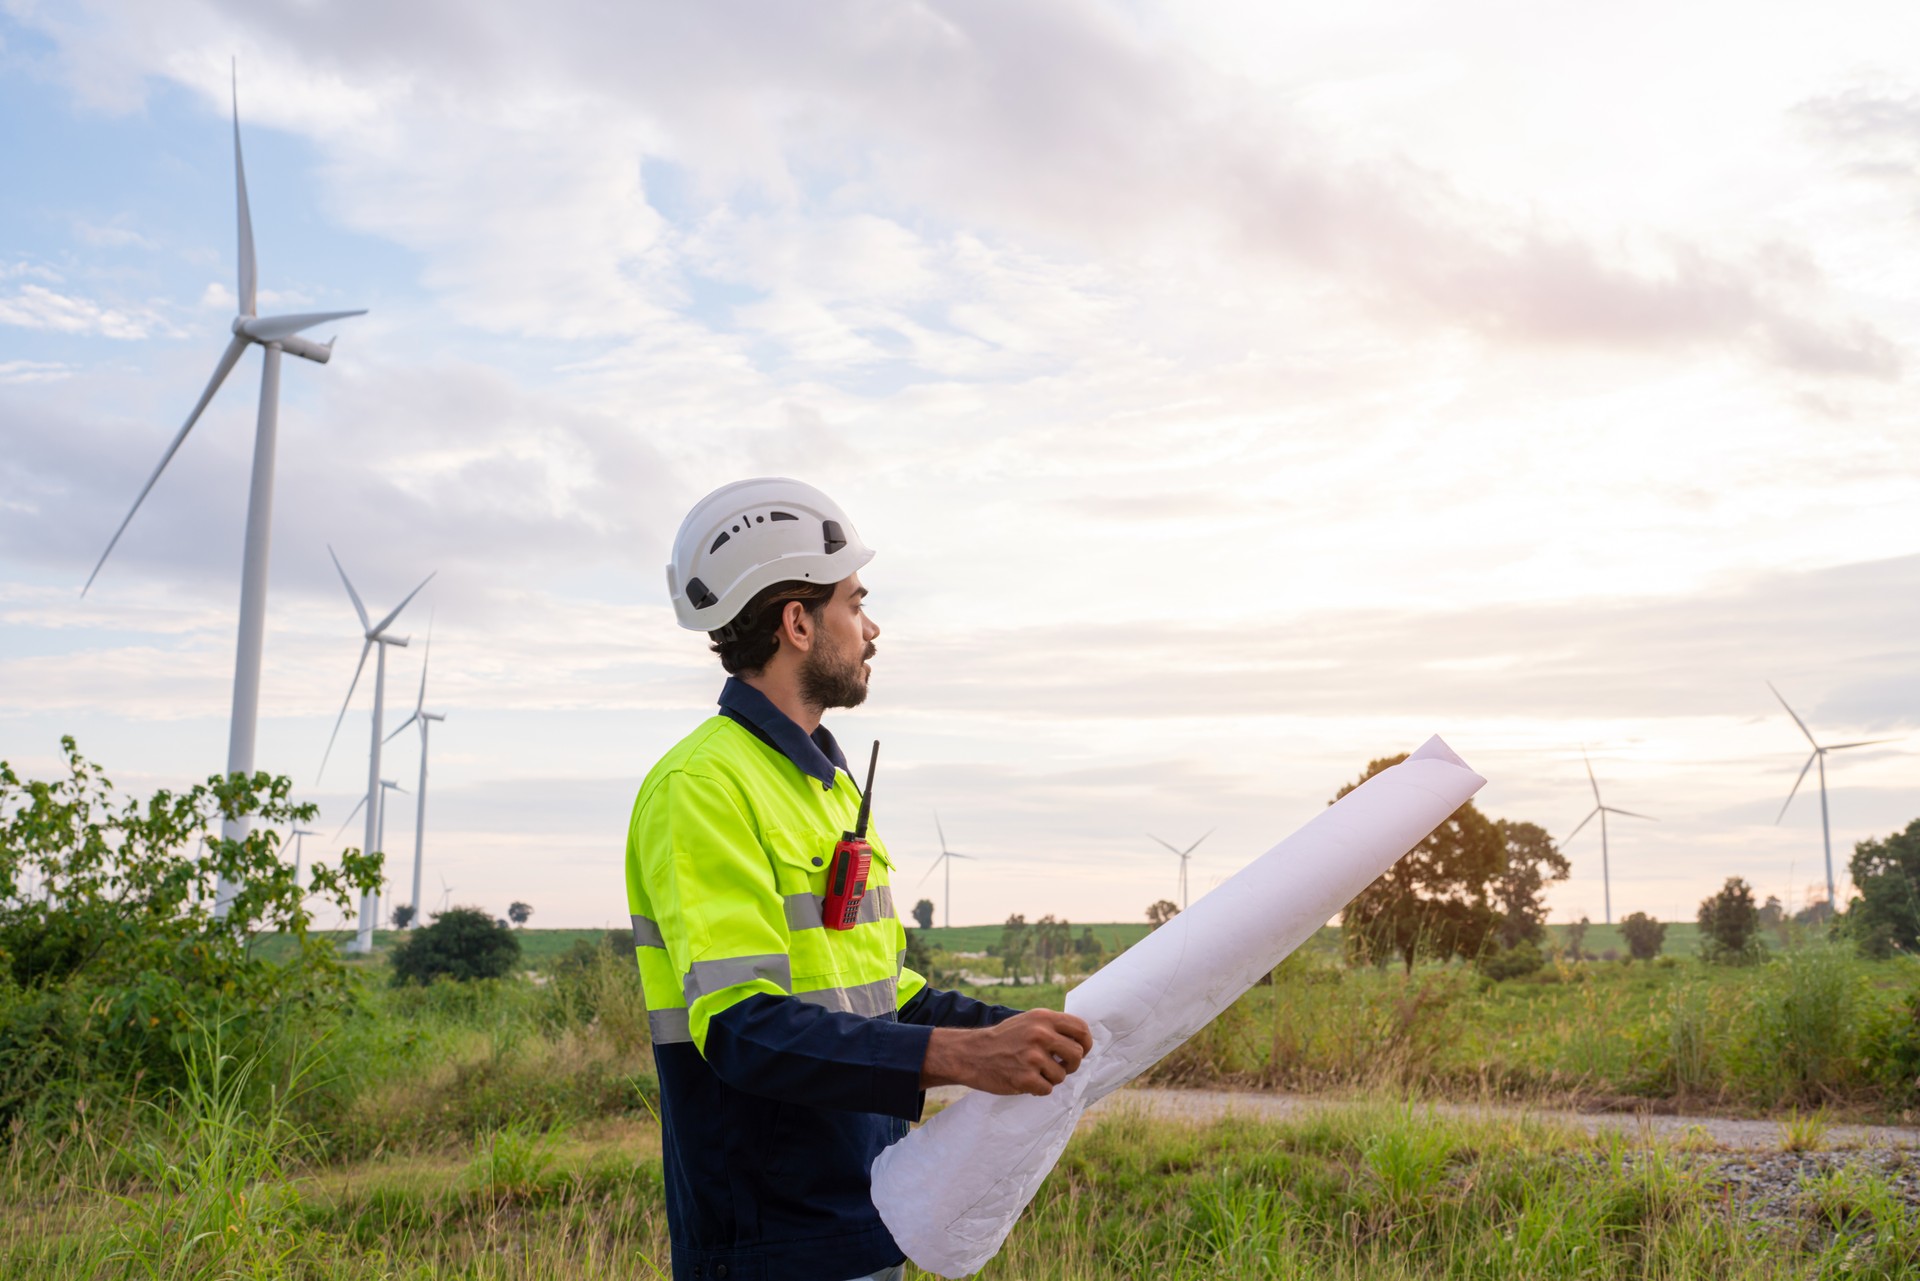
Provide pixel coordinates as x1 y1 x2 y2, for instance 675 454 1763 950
1184 829 1215 856
232 61 256 318
915 854 946 889
1604 807 1658 822
328 546 371 631
82 335 249 595
1582 748 1601 805
1827 739 1898 751
1564 808 1599 842
1775 751 1818 824
383 711 419 744
415 610 434 714
332 792 368 841
1147 833 1184 856
934 811 949 856
371 571 436 637
318 638 373 780
1767 681 1820 748
242 309 368 342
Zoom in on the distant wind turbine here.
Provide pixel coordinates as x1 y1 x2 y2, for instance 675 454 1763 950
916 813 978 930
385 617 446 922
288 826 316 887
1148 830 1212 912
81 65 365 915
320 549 433 953
1564 749 1656 926
438 874 455 915
330 778 406 930
1768 681 1897 912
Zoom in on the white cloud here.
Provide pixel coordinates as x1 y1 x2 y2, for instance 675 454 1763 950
0 283 172 340
0 360 72 384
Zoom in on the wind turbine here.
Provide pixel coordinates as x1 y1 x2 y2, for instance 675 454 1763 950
916 813 978 930
288 826 316 887
320 548 433 953
438 874 455 915
81 66 365 914
329 778 406 931
385 618 446 922
1564 749 1656 925
1148 830 1212 911
1769 681 1897 912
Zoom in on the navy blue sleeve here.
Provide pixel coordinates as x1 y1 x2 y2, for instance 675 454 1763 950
897 986 1021 1029
703 993 932 1121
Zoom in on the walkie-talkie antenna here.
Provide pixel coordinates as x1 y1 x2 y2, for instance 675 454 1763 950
853 741 880 838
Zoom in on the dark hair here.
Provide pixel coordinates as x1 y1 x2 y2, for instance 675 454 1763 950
710 579 837 675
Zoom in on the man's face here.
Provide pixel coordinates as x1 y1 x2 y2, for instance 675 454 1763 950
798 572 880 710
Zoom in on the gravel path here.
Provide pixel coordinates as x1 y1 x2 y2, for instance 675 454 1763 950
928 1085 1920 1151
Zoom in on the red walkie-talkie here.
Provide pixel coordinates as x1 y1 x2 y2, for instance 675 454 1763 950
822 741 880 931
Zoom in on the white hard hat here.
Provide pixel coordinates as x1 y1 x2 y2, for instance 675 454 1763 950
666 477 875 631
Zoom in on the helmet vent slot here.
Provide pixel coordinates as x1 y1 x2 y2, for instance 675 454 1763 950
709 531 731 553
686 577 719 610
769 510 798 522
822 520 846 554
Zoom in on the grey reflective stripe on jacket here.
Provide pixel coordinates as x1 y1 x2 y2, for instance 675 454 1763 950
793 975 898 1018
783 884 895 932
683 953 794 1004
648 1007 692 1044
630 913 665 949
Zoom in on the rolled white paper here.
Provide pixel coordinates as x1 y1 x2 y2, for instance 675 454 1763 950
871 736 1486 1278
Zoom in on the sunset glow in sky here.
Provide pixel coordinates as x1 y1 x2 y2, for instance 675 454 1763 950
4 1 1918 930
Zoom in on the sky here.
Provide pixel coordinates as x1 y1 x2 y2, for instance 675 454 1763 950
3 0 1917 933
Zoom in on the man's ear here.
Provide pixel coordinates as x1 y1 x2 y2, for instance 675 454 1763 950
779 599 815 653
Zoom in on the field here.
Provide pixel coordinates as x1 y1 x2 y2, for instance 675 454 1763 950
10 928 1920 1278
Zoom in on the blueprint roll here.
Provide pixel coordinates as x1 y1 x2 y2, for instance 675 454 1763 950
871 736 1487 1278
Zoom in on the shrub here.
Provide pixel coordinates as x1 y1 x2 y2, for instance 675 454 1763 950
389 908 522 986
1476 941 1545 982
1849 818 1920 959
1620 911 1667 961
1698 877 1765 965
0 739 380 1121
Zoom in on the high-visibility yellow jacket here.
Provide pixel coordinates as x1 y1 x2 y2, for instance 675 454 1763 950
626 677 1012 1281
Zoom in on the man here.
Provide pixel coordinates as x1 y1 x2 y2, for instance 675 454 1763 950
627 477 1093 1281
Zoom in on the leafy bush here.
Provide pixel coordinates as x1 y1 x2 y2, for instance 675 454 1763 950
0 738 380 1121
1849 818 1920 959
1698 876 1764 965
1477 940 1545 981
389 907 522 986
1620 911 1667 961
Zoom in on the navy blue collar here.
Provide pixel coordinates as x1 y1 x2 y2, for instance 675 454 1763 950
717 676 848 789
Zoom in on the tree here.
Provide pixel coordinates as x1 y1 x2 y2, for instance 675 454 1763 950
1848 818 1920 959
1698 877 1763 965
912 898 935 930
1490 821 1570 948
1338 754 1506 973
391 903 417 930
507 901 533 928
1146 900 1180 929
389 907 522 985
1075 925 1103 963
0 738 381 1116
999 913 1030 986
1033 915 1070 984
1759 896 1785 928
1565 915 1590 961
1619 911 1667 961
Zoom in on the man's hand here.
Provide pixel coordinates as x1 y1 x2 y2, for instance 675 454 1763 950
920 1009 1094 1096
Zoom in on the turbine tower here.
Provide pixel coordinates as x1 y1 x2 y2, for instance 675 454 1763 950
916 813 978 930
1148 830 1212 911
1769 681 1895 912
385 619 446 922
332 778 406 929
288 826 316 887
320 548 433 953
81 66 365 913
1564 749 1656 925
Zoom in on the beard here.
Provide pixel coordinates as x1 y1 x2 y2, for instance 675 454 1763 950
799 633 876 710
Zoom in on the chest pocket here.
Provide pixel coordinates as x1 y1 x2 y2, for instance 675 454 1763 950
763 826 897 988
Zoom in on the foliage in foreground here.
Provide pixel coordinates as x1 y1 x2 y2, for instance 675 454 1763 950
0 739 380 1122
1851 818 1920 959
10 1070 1920 1280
